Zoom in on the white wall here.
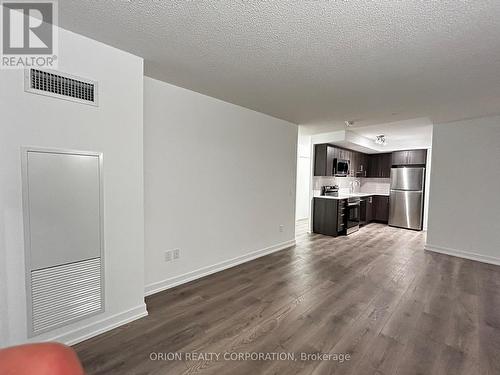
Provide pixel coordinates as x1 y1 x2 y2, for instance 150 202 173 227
296 130 312 220
426 116 500 264
423 147 432 230
0 28 145 346
144 77 297 295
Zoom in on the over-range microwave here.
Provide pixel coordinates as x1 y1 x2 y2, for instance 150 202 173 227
334 158 349 177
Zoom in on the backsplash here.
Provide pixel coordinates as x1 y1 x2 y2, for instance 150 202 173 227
359 178 391 195
312 176 390 196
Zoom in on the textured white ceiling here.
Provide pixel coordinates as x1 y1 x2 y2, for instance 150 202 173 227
59 1 500 125
306 117 433 153
350 118 433 151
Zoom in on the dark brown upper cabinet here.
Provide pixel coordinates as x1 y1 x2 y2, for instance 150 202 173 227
314 144 395 178
350 151 368 177
357 153 369 177
367 153 392 178
392 149 427 166
314 144 361 177
314 144 335 176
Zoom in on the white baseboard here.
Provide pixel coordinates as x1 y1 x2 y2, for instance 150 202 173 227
36 304 148 346
145 239 296 297
425 243 500 266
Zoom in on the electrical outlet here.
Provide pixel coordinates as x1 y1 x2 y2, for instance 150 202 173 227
279 224 284 232
164 250 172 262
173 248 180 259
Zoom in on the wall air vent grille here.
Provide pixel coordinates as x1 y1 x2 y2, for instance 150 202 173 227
30 257 103 335
25 69 98 106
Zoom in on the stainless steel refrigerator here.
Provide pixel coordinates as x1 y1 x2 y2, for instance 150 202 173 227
389 167 425 230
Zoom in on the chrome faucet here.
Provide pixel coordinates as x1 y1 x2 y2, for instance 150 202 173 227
349 179 361 194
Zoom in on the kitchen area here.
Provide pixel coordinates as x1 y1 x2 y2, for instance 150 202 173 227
312 144 428 237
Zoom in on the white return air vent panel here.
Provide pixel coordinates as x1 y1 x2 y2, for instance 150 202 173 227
24 68 98 106
22 148 104 337
31 258 102 335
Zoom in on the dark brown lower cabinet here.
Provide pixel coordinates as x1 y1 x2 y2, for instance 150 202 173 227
315 195 388 236
360 197 371 226
372 195 389 223
365 196 373 223
313 198 345 236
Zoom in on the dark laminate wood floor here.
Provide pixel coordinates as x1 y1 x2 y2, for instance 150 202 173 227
75 224 500 375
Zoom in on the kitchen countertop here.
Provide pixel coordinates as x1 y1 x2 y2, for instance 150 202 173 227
314 192 390 200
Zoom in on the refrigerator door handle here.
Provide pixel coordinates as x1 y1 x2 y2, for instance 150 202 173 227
390 189 423 193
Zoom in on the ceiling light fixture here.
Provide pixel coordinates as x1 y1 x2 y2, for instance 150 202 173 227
375 134 387 146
